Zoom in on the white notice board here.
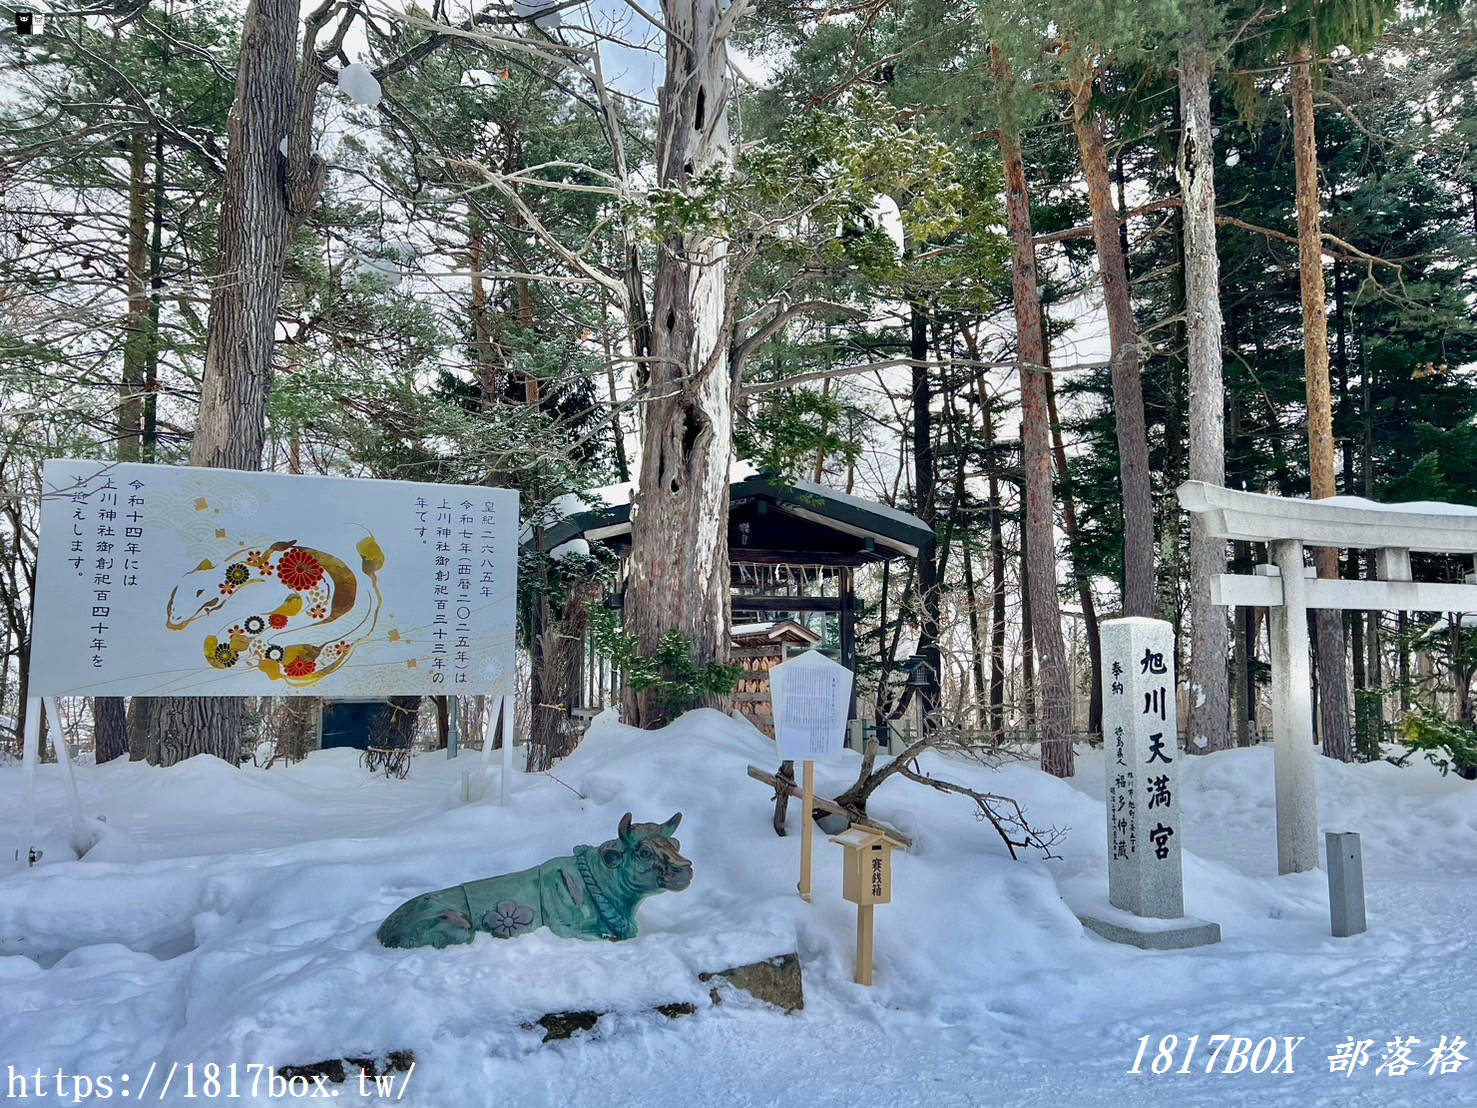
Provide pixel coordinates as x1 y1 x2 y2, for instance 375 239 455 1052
770 649 853 760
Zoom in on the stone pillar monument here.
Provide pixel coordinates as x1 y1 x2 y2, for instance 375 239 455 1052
1077 617 1220 949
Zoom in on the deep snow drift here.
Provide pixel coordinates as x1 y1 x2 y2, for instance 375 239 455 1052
2 710 1475 1106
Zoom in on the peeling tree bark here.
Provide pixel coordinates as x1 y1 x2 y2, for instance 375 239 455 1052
1179 37 1232 754
193 0 322 471
1290 43 1354 763
993 48 1074 777
1069 65 1156 621
138 0 330 765
623 0 737 728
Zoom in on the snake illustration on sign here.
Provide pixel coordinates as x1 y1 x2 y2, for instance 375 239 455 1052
164 533 386 686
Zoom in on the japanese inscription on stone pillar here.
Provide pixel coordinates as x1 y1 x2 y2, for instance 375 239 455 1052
1101 617 1184 920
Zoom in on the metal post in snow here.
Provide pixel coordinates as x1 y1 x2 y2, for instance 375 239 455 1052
499 693 515 806
42 697 88 855
17 699 40 866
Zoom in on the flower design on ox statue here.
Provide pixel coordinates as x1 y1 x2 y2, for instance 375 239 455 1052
484 901 536 938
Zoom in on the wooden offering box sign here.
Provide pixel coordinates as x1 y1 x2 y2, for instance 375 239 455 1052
830 825 906 986
833 827 895 905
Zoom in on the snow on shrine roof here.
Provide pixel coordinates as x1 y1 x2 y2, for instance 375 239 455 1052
731 620 822 644
526 469 933 563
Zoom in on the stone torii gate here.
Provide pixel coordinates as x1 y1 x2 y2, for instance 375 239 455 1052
1177 481 1477 875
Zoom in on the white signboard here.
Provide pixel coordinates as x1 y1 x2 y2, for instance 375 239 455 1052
1101 617 1184 920
30 460 518 698
770 649 852 760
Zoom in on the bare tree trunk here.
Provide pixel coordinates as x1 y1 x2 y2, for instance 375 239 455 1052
95 128 154 758
1020 524 1036 741
144 127 164 462
529 577 597 770
1290 43 1353 762
994 48 1073 776
193 0 322 470
273 696 318 763
623 0 736 728
121 127 150 462
93 696 129 764
911 302 941 729
989 478 1008 745
143 698 249 766
602 328 631 482
1069 66 1156 619
1179 37 1231 753
434 695 449 750
1232 590 1251 746
470 217 498 410
977 390 1009 745
962 538 986 727
136 0 329 765
1046 372 1102 738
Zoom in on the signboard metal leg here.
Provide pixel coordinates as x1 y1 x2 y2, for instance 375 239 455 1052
799 759 814 901
41 698 87 854
475 697 499 802
18 699 40 866
447 695 459 759
499 694 515 806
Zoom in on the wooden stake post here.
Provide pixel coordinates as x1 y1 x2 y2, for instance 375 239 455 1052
800 760 815 901
769 650 852 902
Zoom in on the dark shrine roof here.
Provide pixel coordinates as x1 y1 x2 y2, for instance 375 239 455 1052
533 473 933 566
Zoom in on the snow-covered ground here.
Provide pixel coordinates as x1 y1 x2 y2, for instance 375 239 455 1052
2 711 1474 1107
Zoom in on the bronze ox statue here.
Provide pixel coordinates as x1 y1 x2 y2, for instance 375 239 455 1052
377 812 692 947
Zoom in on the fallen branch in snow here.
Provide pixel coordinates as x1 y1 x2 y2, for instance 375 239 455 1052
894 765 1064 861
362 746 411 780
822 717 1060 859
745 765 913 849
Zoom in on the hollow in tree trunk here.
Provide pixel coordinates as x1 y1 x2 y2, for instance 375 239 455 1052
622 0 737 728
